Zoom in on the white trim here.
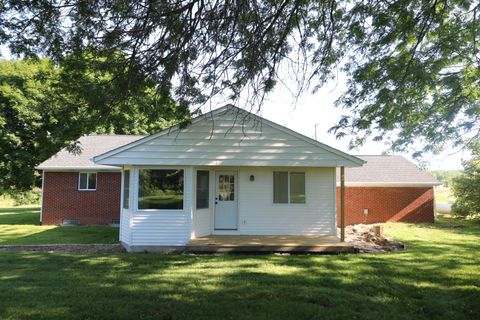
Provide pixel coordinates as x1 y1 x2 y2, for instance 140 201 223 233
122 169 131 210
195 169 210 210
93 105 365 167
40 170 45 223
37 166 120 171
332 167 337 234
336 182 440 187
78 172 97 191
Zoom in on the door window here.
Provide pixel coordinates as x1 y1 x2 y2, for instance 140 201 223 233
218 174 235 201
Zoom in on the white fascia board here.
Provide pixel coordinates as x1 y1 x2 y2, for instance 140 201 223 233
335 182 441 187
36 166 121 171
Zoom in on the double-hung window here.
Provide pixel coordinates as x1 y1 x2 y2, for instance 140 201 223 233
273 171 305 203
78 172 97 191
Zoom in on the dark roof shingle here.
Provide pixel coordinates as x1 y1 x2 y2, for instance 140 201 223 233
37 135 145 170
337 155 439 186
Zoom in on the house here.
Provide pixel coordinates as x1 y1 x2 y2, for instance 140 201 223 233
336 155 439 225
37 105 438 252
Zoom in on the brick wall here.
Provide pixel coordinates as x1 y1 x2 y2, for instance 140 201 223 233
42 172 435 226
41 172 121 225
336 186 435 225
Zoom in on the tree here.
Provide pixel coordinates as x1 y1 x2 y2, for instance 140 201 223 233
1 0 478 156
0 58 183 191
452 142 480 219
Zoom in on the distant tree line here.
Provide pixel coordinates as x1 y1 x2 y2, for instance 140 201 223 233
429 170 463 187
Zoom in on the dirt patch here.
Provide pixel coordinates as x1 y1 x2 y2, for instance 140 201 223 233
0 244 125 253
342 224 406 253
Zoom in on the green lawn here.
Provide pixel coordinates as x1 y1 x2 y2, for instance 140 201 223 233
0 206 118 245
0 215 479 319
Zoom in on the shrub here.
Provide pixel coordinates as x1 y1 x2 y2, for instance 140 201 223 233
10 188 42 206
452 142 480 220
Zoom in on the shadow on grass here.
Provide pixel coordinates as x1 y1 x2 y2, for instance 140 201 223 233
0 221 479 319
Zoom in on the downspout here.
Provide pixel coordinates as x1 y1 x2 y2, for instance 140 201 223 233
40 170 45 224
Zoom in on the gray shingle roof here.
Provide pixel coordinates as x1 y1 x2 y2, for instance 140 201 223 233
337 155 439 186
38 135 439 187
37 135 145 170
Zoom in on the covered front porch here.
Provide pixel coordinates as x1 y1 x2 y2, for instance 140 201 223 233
186 235 355 254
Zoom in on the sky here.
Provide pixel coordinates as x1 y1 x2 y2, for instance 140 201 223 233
0 46 468 170
250 75 468 171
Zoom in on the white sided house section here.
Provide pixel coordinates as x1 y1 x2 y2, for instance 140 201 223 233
95 106 363 251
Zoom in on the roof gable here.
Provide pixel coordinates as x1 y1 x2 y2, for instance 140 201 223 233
94 105 365 167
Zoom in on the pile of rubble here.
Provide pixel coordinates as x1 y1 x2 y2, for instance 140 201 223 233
341 224 406 253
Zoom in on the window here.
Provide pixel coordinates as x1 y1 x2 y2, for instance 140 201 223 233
79 172 96 190
123 170 130 209
138 169 184 210
273 172 305 204
196 170 209 209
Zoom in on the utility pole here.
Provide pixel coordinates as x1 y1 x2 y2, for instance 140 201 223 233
314 123 319 140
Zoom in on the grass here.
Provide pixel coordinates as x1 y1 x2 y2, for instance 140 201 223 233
0 207 118 245
0 214 479 319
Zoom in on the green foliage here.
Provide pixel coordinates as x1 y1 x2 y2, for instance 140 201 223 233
0 58 187 191
1 1 478 156
429 170 463 187
452 142 480 219
9 187 41 206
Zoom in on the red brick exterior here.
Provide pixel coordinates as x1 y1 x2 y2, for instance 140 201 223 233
41 172 121 225
336 186 435 225
41 172 434 226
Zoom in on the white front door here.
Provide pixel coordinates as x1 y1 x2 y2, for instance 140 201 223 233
214 171 238 230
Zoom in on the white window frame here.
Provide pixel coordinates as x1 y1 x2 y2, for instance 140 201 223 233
273 171 306 204
122 169 130 209
136 168 185 212
195 169 210 210
78 172 97 191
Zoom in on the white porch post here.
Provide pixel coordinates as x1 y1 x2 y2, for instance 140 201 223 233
340 166 345 242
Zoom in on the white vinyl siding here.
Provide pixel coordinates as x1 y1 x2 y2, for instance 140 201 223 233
96 109 361 167
119 209 132 245
218 167 336 236
126 167 193 246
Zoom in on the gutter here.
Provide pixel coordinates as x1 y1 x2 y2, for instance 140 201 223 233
40 170 44 224
335 182 441 187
